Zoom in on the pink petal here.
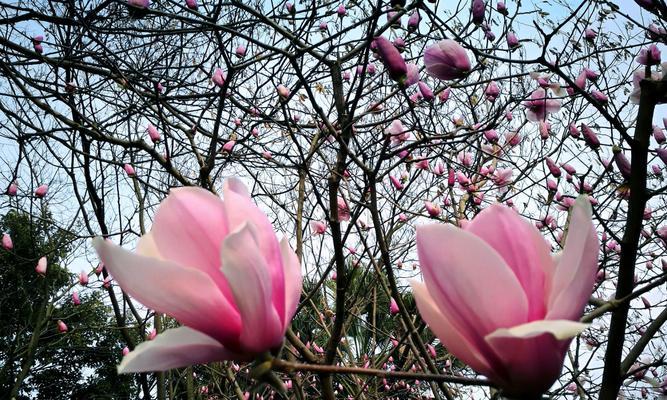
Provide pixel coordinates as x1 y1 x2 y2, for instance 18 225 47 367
280 237 302 327
118 327 246 373
416 224 529 341
223 178 285 324
411 281 496 378
466 204 553 319
220 223 283 353
546 196 599 320
93 238 241 346
150 187 232 297
484 320 588 397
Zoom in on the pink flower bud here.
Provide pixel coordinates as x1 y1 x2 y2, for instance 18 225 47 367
79 271 89 286
277 84 290 99
484 81 500 101
212 68 225 88
222 140 236 153
336 4 346 17
185 0 198 10
581 124 600 149
654 125 666 144
7 182 17 196
35 184 48 198
2 233 13 250
389 175 403 190
407 11 421 32
471 0 485 24
584 28 597 41
57 320 68 333
545 157 561 178
124 164 136 177
36 256 47 275
424 201 441 217
390 298 400 314
235 45 246 57
612 146 631 180
72 292 81 305
418 81 435 101
147 123 161 143
374 36 407 83
122 346 130 356
506 31 520 48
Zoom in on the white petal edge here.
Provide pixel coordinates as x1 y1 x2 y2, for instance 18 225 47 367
486 320 589 342
119 327 237 373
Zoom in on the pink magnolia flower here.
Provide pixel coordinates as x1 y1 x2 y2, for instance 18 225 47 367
57 320 68 333
2 233 12 250
35 184 49 198
385 120 410 145
185 0 198 10
412 196 598 398
310 220 327 235
337 197 351 221
636 44 661 66
584 28 597 41
122 347 130 356
523 89 561 122
484 81 500 101
424 40 471 81
493 168 513 186
235 45 246 57
72 292 81 305
405 63 420 87
93 178 302 372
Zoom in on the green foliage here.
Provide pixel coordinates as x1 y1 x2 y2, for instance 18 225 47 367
0 210 137 399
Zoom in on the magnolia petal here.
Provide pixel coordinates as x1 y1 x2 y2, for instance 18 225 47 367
547 196 599 321
136 232 161 259
280 236 302 327
466 204 552 320
484 321 579 398
411 281 497 378
118 327 244 373
223 178 285 323
150 187 232 296
93 238 241 345
416 224 529 342
486 319 589 341
220 223 283 353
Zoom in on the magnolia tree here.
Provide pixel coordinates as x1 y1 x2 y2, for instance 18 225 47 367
1 0 667 398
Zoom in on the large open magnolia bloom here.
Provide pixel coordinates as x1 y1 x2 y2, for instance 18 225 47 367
412 196 598 398
523 88 561 122
93 179 302 373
